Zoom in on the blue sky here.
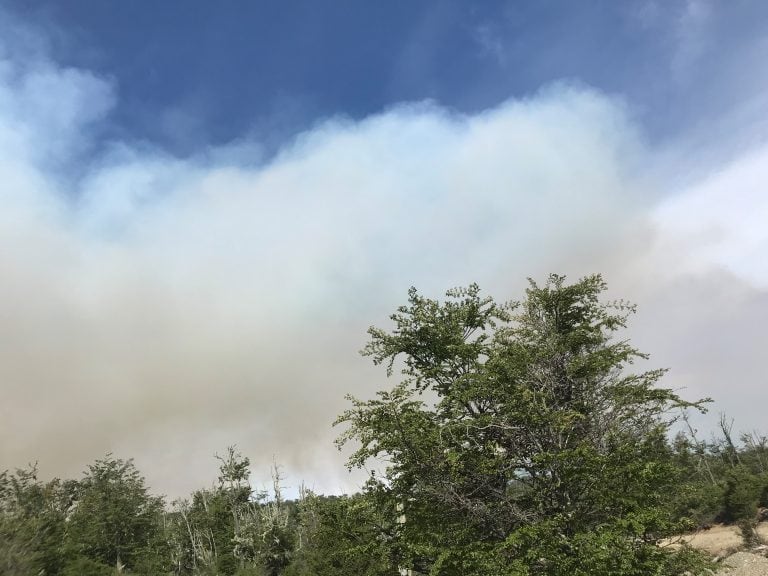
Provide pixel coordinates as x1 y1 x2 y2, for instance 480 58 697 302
7 1 767 153
1 1 767 495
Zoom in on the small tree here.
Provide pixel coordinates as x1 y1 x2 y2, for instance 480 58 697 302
169 448 257 575
65 455 166 573
337 275 709 575
0 465 74 575
168 448 301 576
291 490 400 576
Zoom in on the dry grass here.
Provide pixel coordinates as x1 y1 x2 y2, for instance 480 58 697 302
662 524 768 557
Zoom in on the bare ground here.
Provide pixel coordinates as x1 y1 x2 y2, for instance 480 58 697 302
662 524 768 575
663 524 768 558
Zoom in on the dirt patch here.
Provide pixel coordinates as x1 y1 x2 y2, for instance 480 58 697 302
663 524 768 558
719 551 768 576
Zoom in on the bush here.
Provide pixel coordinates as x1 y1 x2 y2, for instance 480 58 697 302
61 555 114 576
720 467 762 523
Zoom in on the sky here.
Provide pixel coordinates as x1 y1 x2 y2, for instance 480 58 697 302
0 0 767 498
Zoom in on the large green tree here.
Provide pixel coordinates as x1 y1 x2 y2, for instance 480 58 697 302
337 275 710 575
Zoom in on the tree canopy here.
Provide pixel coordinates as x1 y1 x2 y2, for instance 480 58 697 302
336 274 709 575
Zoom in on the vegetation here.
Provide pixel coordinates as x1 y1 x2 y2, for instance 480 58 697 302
1 275 765 574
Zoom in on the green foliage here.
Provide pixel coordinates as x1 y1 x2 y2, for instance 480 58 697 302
65 455 166 573
0 465 72 575
721 467 763 523
337 275 709 574
738 518 761 548
499 518 710 576
234 565 268 576
61 555 115 576
292 491 400 576
671 418 768 527
166 447 302 575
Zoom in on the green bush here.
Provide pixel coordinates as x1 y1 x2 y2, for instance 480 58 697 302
61 555 114 576
720 467 762 523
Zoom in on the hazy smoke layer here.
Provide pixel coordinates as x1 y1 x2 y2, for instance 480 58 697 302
0 16 766 497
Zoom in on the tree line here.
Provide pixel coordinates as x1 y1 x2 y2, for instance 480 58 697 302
2 275 767 575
